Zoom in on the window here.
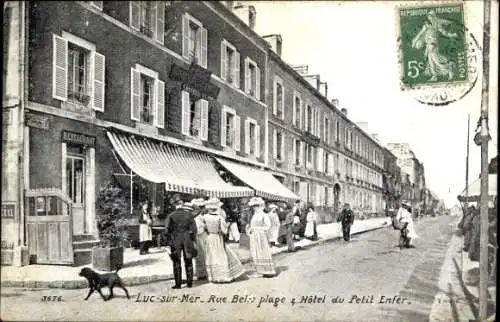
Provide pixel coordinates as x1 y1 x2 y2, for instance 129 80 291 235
131 65 165 128
130 2 165 44
336 120 340 142
306 105 313 133
324 150 329 173
293 92 302 128
221 40 240 87
245 58 260 99
273 130 284 161
181 91 209 140
52 33 105 111
350 131 353 150
182 13 207 68
245 118 260 157
66 150 85 205
324 186 329 207
324 117 330 144
221 106 240 150
273 76 284 119
307 144 313 165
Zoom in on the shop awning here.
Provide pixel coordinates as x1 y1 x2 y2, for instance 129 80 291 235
215 158 300 203
458 174 497 202
107 131 253 198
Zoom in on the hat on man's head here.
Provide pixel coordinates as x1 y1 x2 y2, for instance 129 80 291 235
204 197 223 210
268 203 279 210
171 194 183 205
248 197 265 207
401 201 410 207
190 198 206 207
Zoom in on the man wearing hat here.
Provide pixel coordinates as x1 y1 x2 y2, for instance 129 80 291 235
164 194 198 289
337 203 355 241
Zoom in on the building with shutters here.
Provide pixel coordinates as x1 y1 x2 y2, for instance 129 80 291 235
2 1 303 266
264 35 386 222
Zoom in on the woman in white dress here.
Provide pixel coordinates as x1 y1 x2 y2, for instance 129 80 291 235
247 197 276 277
266 203 280 247
304 206 318 241
202 198 245 283
138 202 153 255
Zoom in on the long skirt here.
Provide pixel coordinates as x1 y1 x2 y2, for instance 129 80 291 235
205 234 245 283
249 230 276 276
267 225 280 244
228 222 240 242
139 224 152 242
304 221 315 238
195 232 208 278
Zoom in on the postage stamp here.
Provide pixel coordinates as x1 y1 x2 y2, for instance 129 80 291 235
396 2 481 106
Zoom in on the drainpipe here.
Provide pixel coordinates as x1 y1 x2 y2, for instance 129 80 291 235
18 1 27 248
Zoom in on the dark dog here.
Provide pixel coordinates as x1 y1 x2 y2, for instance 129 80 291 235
78 267 130 301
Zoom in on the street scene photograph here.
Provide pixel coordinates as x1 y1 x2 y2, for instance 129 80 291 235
1 1 498 321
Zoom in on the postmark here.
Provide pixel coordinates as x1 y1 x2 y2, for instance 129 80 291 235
396 2 481 106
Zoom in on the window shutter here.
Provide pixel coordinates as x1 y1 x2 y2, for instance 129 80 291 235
201 27 208 68
292 94 297 126
221 42 227 81
255 66 261 100
130 2 140 30
328 187 333 206
182 14 189 58
304 105 309 132
154 80 165 128
281 87 285 120
292 139 297 165
299 100 304 129
300 142 305 166
273 129 277 160
193 100 201 134
272 80 277 115
234 51 240 88
220 109 227 147
200 99 209 141
280 134 285 161
244 59 250 93
255 124 260 157
181 90 190 135
329 154 334 175
92 52 105 112
155 1 165 44
244 120 250 154
52 34 68 101
130 68 140 121
318 147 324 171
234 115 241 151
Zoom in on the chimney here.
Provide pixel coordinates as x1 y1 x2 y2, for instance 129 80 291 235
233 4 256 30
331 99 339 109
341 108 348 116
303 74 320 90
262 34 282 57
290 65 308 76
371 133 380 142
319 82 328 98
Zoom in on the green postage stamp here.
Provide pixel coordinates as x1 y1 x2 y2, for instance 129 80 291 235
397 2 480 105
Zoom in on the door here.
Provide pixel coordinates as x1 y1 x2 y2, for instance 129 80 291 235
26 193 74 264
66 154 86 234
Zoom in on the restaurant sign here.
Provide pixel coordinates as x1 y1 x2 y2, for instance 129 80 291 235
169 63 220 99
61 130 96 147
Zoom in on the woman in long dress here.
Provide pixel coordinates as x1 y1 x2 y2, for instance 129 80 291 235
202 198 245 283
266 204 280 247
304 206 318 241
191 198 208 280
247 197 276 277
138 202 153 255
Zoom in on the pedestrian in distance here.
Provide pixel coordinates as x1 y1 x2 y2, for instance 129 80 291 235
266 203 280 247
247 197 276 277
202 198 245 283
138 201 153 255
277 203 296 252
291 200 302 240
304 205 318 241
164 195 198 289
337 203 355 241
225 200 241 243
396 201 419 248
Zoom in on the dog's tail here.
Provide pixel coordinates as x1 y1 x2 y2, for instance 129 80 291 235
115 265 123 273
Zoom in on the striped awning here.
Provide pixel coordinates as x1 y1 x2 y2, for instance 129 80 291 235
215 158 300 203
107 131 253 198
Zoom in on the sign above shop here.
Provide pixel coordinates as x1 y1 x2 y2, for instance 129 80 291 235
1 203 16 219
61 130 96 147
169 63 220 99
26 112 51 130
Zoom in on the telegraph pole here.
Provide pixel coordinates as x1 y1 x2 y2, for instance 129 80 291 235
478 0 491 319
463 114 470 276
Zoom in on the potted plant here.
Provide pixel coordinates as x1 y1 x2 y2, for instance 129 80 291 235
92 179 129 271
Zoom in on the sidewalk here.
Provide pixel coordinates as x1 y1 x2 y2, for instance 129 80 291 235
0 217 389 289
428 226 496 322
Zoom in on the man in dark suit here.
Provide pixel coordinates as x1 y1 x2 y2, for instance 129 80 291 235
164 195 198 289
337 203 355 241
278 203 296 252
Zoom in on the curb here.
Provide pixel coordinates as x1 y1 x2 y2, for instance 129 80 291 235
1 223 387 289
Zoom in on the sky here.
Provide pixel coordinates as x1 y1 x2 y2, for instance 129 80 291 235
249 0 498 208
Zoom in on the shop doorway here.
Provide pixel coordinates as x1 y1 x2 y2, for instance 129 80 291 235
66 151 86 234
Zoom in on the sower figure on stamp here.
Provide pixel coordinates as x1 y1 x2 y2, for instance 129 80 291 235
337 203 355 242
164 194 198 289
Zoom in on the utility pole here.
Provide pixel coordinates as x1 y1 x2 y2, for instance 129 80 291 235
463 114 470 277
478 0 491 320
